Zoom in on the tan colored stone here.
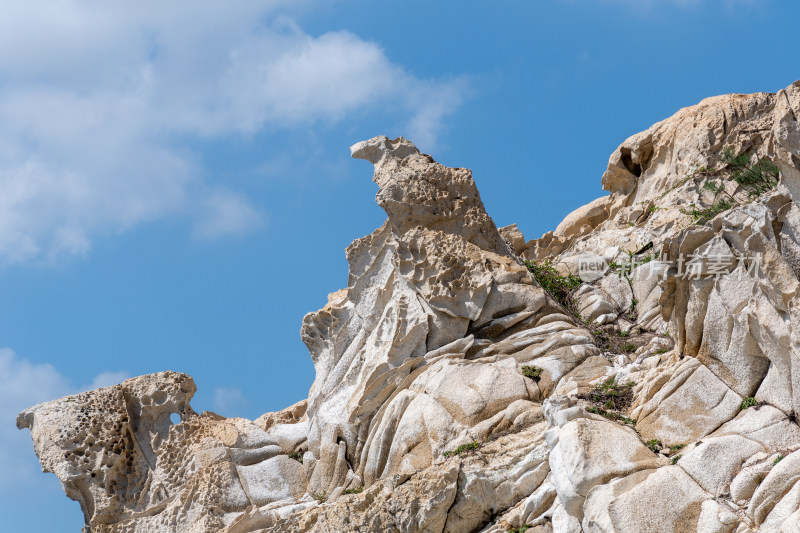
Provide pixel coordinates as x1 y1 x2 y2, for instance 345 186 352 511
583 466 711 533
634 358 742 445
18 83 800 533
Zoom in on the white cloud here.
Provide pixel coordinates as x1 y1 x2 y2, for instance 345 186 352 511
87 371 132 391
0 1 467 262
0 348 128 492
213 387 248 415
0 348 72 415
192 191 264 240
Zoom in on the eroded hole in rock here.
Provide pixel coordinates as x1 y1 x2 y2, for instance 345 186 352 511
169 413 181 425
620 147 642 177
152 390 168 405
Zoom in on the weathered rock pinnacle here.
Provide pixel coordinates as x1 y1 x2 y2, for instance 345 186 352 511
18 83 800 532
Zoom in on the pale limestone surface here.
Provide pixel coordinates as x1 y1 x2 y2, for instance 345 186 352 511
17 83 800 533
546 413 667 520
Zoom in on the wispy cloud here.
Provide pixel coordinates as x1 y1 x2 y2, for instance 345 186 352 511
0 348 128 492
87 371 132 391
0 2 467 263
192 191 265 240
213 386 248 416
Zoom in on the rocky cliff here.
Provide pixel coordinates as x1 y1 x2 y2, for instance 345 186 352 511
18 82 800 533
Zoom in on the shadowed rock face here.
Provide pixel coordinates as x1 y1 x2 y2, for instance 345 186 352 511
18 83 800 533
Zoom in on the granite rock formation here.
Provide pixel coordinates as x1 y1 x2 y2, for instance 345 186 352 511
18 82 800 532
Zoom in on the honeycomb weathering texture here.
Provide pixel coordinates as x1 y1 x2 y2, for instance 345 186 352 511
18 83 800 532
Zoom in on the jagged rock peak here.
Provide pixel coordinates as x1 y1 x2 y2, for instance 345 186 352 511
525 80 800 262
17 84 800 533
350 135 420 165
601 81 800 199
351 134 513 257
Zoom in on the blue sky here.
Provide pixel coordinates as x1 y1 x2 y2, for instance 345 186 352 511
1 0 798 530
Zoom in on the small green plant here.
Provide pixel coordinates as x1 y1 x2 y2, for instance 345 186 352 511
646 439 662 453
590 327 610 351
741 397 758 410
586 406 636 425
621 343 637 354
600 377 628 391
685 198 734 222
443 441 480 458
525 260 582 316
673 148 780 224
722 147 780 199
653 348 671 355
521 365 543 382
773 454 784 465
289 452 304 463
343 487 364 495
509 526 531 533
669 443 686 454
313 492 327 503
671 454 682 465
580 377 636 425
